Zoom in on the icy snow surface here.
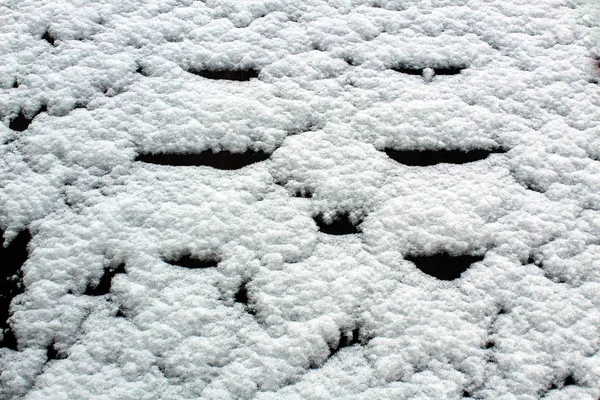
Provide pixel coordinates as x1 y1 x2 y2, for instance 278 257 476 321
1 0 600 399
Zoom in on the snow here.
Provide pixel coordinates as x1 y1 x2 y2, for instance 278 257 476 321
1 0 600 399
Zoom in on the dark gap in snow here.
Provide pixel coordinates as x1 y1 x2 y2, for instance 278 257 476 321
314 212 361 235
9 105 47 132
1 229 32 349
165 253 220 269
12 80 18 89
234 281 257 316
136 65 148 77
135 150 271 170
435 66 465 75
392 66 423 76
187 68 259 81
549 374 577 391
84 263 126 296
484 340 495 349
46 341 67 362
462 390 472 398
405 253 485 280
115 307 127 318
293 188 313 198
328 327 361 358
42 31 56 46
384 148 506 166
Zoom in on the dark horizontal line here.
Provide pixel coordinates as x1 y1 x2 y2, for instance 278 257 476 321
135 150 271 170
383 148 507 166
187 69 259 81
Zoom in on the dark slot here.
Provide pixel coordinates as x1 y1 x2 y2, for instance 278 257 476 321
391 66 423 75
383 148 506 166
484 340 495 349
405 253 485 281
187 68 259 81
135 150 271 170
462 390 472 398
165 253 219 269
12 80 19 89
46 341 67 362
329 327 361 358
293 188 313 198
42 31 55 46
115 307 127 318
434 66 465 75
1 229 32 349
563 375 576 386
84 263 126 296
9 105 47 132
234 281 256 315
135 65 148 76
314 213 361 235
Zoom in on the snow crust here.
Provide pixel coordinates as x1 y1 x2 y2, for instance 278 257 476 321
1 0 600 399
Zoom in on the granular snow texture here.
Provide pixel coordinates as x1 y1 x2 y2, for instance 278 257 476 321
1 0 600 399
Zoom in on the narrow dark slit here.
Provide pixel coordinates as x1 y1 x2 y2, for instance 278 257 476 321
84 263 126 296
434 66 465 75
136 65 148 76
314 213 361 235
391 66 423 76
234 281 256 315
9 105 47 132
1 229 32 349
329 327 361 358
293 188 313 198
135 150 271 170
46 340 67 362
42 31 55 46
383 148 506 166
12 80 19 89
187 68 259 81
165 253 220 269
405 253 485 280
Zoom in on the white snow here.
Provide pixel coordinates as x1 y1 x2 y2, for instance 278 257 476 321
1 0 600 399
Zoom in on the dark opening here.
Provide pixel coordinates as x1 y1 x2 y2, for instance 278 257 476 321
383 148 506 166
329 327 361 358
293 188 313 199
9 105 47 132
84 263 126 296
46 341 67 362
314 212 361 235
42 31 55 46
165 253 220 269
187 68 259 81
12 80 18 89
115 306 127 318
391 66 423 76
434 66 465 75
135 65 148 77
405 253 485 280
462 390 472 398
234 281 256 315
135 149 271 170
1 229 32 349
484 340 495 349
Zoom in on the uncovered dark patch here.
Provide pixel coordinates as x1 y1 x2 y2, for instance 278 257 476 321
234 281 256 315
135 149 271 170
84 263 126 296
405 253 485 280
46 340 67 362
383 148 506 166
548 374 577 392
42 31 55 46
135 65 148 76
12 80 18 89
293 188 313 198
434 66 465 75
328 327 361 358
9 105 47 132
314 212 361 235
391 66 423 76
1 229 32 349
165 253 220 269
187 68 259 81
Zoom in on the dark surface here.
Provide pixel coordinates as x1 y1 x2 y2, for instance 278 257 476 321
42 31 55 46
46 341 67 362
329 327 361 358
313 213 361 235
9 105 47 132
187 69 259 81
12 80 18 88
434 66 465 75
165 253 220 269
84 263 126 296
384 148 506 166
135 150 271 170
234 281 256 315
405 253 485 280
0 229 32 349
391 66 423 75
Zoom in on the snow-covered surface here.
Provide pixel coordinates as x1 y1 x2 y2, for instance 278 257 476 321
1 0 600 399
